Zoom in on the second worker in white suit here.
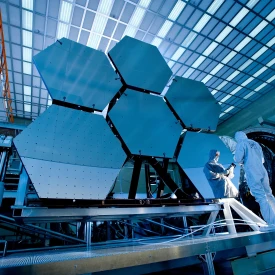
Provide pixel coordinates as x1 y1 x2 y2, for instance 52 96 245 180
234 131 275 230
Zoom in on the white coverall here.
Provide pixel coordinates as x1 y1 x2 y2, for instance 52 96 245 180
204 150 238 198
234 131 275 225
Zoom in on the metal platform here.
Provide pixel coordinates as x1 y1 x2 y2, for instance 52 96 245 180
0 231 275 275
13 203 220 223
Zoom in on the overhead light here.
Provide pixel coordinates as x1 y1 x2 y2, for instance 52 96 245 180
87 33 101 49
158 20 173 38
22 10 33 30
24 104 31 112
22 0 33 10
151 37 162 47
24 85 31 102
221 51 237 64
216 81 228 90
253 67 267 77
266 9 275 22
193 14 211 33
123 26 136 37
23 47 32 62
168 60 175 68
92 14 108 34
220 94 232 102
57 22 69 39
249 21 268 37
128 7 146 27
59 1 72 23
210 63 224 75
203 41 218 56
215 26 233 43
168 0 186 21
255 83 267 91
251 46 268 59
230 86 242 95
182 68 195 78
219 112 225 118
239 59 253 70
244 91 255 99
211 90 218 95
224 106 234 113
246 0 259 8
181 31 197 47
139 0 151 8
226 71 240 81
48 95 52 106
192 56 206 68
234 37 251 52
207 0 224 15
241 76 254 86
23 61 32 75
267 75 275 83
171 47 185 61
230 7 249 27
98 0 114 15
267 37 275 47
266 58 275 67
22 30 32 47
201 74 213 84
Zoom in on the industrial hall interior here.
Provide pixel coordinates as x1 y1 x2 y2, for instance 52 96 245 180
0 0 274 274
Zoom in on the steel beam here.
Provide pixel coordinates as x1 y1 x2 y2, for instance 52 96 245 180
13 204 221 223
128 157 142 199
148 157 186 199
157 158 169 198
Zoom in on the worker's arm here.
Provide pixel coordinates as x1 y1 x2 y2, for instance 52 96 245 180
205 168 229 180
257 143 265 164
234 143 245 164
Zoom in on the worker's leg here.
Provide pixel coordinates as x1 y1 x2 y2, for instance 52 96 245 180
248 175 275 225
261 171 275 213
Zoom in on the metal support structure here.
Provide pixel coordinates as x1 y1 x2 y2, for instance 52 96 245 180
157 158 169 198
15 168 29 206
223 198 264 230
183 216 188 234
0 11 13 123
0 151 6 206
222 200 237 234
86 222 92 248
199 252 216 275
148 157 186 199
128 157 142 199
202 211 219 236
145 218 184 234
120 220 161 236
144 163 151 198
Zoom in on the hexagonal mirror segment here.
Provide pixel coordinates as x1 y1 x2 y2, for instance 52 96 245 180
177 131 240 199
108 36 172 94
33 38 122 111
108 89 183 158
14 105 127 200
165 76 221 131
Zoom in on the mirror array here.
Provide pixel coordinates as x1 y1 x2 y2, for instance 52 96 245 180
14 36 236 200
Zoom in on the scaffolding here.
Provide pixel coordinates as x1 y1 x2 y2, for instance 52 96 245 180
0 10 13 123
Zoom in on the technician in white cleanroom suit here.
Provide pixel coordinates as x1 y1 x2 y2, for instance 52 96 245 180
204 150 238 198
234 131 275 226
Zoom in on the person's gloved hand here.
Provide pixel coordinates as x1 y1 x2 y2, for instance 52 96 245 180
223 170 230 176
